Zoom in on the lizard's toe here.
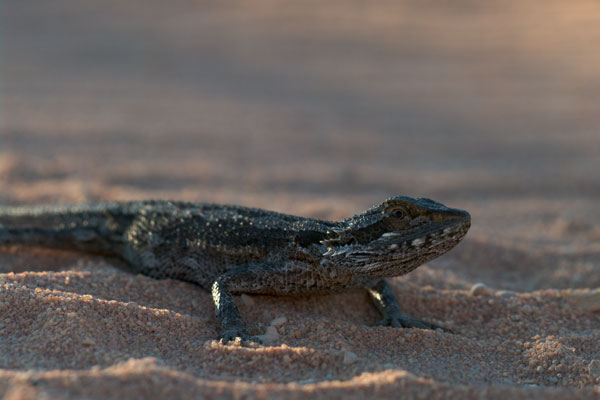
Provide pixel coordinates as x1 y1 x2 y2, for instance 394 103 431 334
398 317 454 333
243 336 263 346
375 316 453 333
220 329 263 346
375 317 402 328
220 329 249 343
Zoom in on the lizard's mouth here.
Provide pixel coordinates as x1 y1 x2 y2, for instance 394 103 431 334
322 216 470 276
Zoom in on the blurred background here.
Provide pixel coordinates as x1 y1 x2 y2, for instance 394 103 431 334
2 0 600 290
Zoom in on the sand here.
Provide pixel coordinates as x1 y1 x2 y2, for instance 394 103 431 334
1 0 600 399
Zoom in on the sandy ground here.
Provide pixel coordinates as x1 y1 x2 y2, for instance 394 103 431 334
1 0 600 398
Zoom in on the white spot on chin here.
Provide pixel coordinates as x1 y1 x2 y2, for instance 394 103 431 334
411 238 425 247
389 244 399 250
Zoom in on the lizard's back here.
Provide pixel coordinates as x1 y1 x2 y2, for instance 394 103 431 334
122 201 333 288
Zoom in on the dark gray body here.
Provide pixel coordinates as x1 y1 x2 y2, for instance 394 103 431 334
0 196 471 342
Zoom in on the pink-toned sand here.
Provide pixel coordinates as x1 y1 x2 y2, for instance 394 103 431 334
1 1 600 399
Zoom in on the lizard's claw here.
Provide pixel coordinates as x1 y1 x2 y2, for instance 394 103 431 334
220 329 263 345
376 316 454 334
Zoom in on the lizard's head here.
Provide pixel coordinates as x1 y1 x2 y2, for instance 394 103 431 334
321 196 470 276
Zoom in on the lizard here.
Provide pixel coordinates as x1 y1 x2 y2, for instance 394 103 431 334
0 196 470 343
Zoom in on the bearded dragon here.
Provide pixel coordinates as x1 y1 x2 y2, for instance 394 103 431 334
0 196 470 342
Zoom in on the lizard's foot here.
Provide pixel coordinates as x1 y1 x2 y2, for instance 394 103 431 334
220 328 263 345
376 315 454 333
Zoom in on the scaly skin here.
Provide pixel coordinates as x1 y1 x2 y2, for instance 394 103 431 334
0 196 470 343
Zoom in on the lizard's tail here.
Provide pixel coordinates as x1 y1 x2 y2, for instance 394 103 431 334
0 202 137 255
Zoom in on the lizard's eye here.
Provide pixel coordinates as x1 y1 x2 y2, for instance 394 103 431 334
390 209 405 218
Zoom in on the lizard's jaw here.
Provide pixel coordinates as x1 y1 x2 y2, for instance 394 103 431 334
323 215 470 276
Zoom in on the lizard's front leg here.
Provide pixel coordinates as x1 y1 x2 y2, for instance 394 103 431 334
211 262 294 343
366 278 453 333
211 267 259 343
